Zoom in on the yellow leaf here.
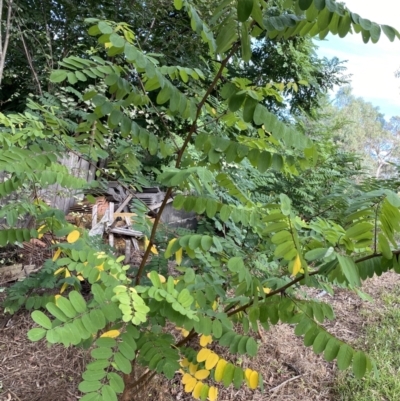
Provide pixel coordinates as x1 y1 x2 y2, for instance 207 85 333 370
292 254 301 276
205 352 219 370
60 282 68 294
52 248 62 262
100 330 120 338
248 370 259 390
212 301 218 311
54 294 61 305
208 386 218 401
158 274 166 283
176 247 183 265
67 230 80 243
145 236 158 255
96 263 104 271
181 373 193 385
192 381 203 400
263 287 271 294
54 267 66 275
244 368 252 384
184 377 197 393
214 359 227 382
199 335 212 347
194 369 210 380
104 42 112 48
37 225 46 239
197 348 211 363
64 269 71 278
77 274 84 281
180 328 190 337
189 363 198 375
180 358 190 368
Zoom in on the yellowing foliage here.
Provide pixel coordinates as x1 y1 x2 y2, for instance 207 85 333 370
214 358 227 382
144 236 158 254
52 248 62 261
200 334 212 347
189 363 198 375
248 370 259 390
192 381 203 400
184 376 197 392
205 352 219 370
292 254 302 276
197 348 212 363
60 282 68 294
54 267 65 275
208 386 218 401
180 358 190 368
244 368 252 383
194 369 210 380
100 330 120 338
176 247 183 265
181 373 192 384
37 224 46 239
67 230 80 243
181 328 190 337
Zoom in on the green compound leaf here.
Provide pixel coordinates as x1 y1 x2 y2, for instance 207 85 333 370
31 310 52 329
337 344 354 371
27 328 47 342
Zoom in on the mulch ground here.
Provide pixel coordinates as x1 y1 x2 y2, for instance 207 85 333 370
0 270 398 401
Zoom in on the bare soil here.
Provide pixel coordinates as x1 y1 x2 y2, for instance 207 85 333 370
0 271 398 401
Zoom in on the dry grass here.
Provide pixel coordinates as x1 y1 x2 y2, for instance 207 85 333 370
0 272 398 401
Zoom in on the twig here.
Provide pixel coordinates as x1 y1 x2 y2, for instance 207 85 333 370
176 41 241 166
142 18 156 45
269 375 302 393
136 74 180 152
0 0 14 86
135 41 243 285
17 22 43 96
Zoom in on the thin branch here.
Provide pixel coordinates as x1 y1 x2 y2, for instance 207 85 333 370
17 23 43 96
0 0 14 86
227 270 321 317
135 42 242 285
134 186 173 285
355 249 400 264
269 375 302 393
136 74 180 151
175 41 241 166
142 18 156 46
227 248 400 318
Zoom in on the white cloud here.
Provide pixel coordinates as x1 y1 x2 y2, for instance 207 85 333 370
315 0 400 118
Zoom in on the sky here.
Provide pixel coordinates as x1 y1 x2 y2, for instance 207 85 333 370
315 0 400 120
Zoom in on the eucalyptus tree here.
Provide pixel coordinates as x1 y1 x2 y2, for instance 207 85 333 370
332 87 400 178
